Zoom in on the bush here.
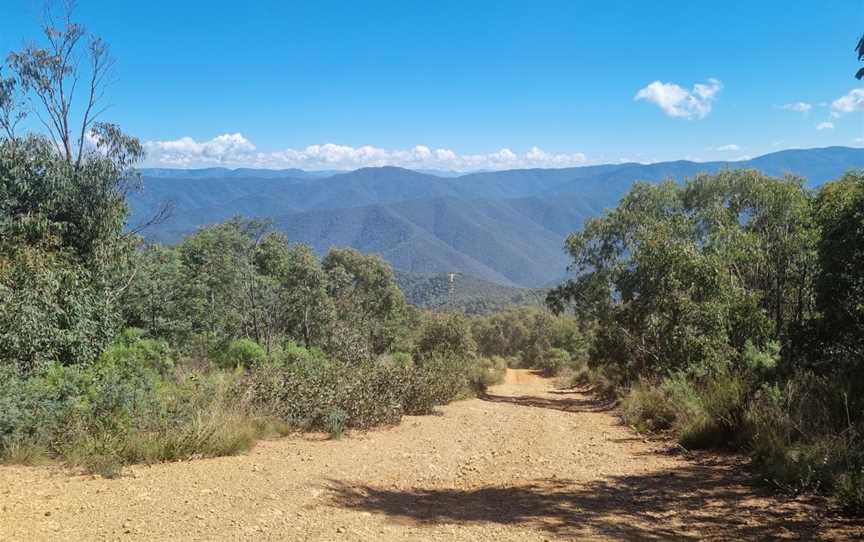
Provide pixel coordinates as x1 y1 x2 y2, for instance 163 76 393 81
619 371 750 450
0 244 119 375
559 360 619 400
99 329 174 376
415 314 477 360
536 347 571 377
676 370 749 449
403 355 471 414
219 338 266 369
0 347 280 476
324 408 348 439
837 470 864 515
244 350 480 428
469 356 507 394
276 340 328 366
649 371 750 450
745 371 864 510
621 382 677 432
244 358 409 431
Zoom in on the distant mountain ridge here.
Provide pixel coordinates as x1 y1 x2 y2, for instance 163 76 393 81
394 270 544 314
131 146 864 287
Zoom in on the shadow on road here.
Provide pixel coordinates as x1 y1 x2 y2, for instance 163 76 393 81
480 389 616 413
327 464 844 541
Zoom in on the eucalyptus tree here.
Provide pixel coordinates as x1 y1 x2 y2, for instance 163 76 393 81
323 248 409 355
0 7 145 372
812 172 864 369
548 171 816 380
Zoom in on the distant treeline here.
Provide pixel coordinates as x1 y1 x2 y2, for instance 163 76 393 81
395 271 545 315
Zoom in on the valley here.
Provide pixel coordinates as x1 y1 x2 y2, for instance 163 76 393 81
131 147 864 287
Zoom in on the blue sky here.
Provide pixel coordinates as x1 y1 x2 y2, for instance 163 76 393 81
2 0 864 170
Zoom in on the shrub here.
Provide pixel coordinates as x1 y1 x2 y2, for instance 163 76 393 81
99 329 174 376
244 358 410 431
277 340 327 366
338 362 408 428
388 351 414 366
621 382 677 432
537 347 571 377
0 353 279 476
469 356 507 394
663 371 749 450
0 243 119 375
403 355 471 414
559 360 619 400
324 408 348 439
745 371 864 509
415 314 477 360
741 340 779 376
837 470 864 515
619 371 750 450
219 338 266 369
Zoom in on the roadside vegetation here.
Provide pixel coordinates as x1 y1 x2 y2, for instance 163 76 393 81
0 12 519 478
0 6 861 521
547 170 864 513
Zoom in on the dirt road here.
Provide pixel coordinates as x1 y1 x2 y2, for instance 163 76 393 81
1 369 860 541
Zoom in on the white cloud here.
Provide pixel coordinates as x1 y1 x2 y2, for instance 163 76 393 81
853 137 864 146
145 133 256 165
816 121 835 130
634 78 722 119
831 88 864 114
715 144 740 151
143 135 589 171
779 102 812 113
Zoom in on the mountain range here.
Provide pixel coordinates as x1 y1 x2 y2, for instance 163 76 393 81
131 146 864 287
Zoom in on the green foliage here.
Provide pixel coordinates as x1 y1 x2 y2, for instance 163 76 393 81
245 359 407 430
742 340 780 377
324 408 348 440
0 243 117 374
622 371 750 449
811 172 864 371
469 356 508 394
549 170 864 510
122 223 414 366
219 338 267 369
0 126 143 375
403 354 472 414
0 135 139 268
323 247 408 355
415 313 477 360
395 270 544 314
99 329 174 375
0 334 280 476
120 245 190 340
277 340 327 365
471 307 587 370
745 370 863 510
672 371 750 450
536 347 571 377
620 383 677 432
549 171 813 380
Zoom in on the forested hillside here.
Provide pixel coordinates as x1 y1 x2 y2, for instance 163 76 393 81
131 147 864 286
395 271 544 314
